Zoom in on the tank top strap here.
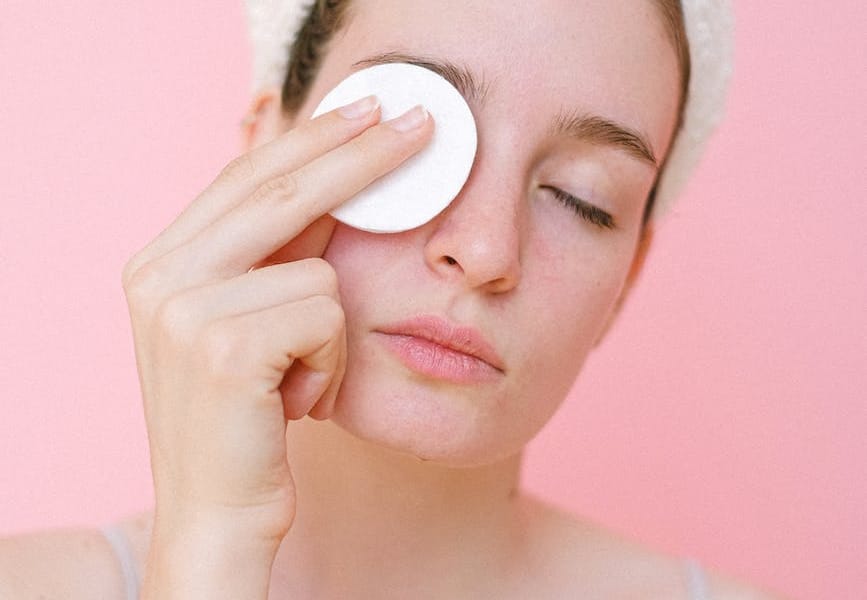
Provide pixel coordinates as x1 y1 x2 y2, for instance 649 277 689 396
684 558 711 600
100 524 140 600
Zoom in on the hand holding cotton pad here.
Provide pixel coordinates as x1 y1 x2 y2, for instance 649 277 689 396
311 63 478 233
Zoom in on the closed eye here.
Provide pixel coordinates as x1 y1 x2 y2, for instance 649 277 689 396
541 186 617 230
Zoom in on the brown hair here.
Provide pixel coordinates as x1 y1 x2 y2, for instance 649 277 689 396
280 0 691 225
654 0 692 130
281 0 353 115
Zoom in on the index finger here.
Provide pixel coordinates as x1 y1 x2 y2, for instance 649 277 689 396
123 96 382 283
167 106 435 283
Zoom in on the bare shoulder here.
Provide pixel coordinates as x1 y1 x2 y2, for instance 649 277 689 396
515 493 786 600
704 569 792 600
0 510 153 600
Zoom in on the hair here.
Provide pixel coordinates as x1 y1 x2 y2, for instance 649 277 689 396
280 0 692 227
281 0 353 115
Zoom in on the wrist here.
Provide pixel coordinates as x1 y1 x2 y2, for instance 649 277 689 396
152 494 295 545
143 511 286 600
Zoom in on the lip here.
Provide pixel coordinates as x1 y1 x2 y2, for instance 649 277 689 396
375 315 505 384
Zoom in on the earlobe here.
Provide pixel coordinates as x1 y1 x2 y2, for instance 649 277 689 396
239 87 295 152
592 222 655 348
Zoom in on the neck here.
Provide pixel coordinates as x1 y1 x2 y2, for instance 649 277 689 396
271 416 529 597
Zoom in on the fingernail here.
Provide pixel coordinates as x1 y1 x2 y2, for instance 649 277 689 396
337 95 380 119
387 105 429 132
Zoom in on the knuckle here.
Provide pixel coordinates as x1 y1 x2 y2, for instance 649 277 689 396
219 154 256 184
122 246 158 292
120 255 140 290
253 172 299 205
198 321 249 375
305 258 339 296
313 295 345 334
122 261 163 307
153 294 199 346
342 134 374 161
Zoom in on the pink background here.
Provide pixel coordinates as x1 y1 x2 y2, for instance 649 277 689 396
1 2 864 598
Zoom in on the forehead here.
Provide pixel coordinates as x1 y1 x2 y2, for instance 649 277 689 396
308 0 680 160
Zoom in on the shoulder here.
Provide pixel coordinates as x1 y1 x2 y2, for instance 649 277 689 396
514 493 787 600
703 569 792 600
0 510 153 599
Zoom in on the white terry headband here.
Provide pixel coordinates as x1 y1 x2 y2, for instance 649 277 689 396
242 0 734 221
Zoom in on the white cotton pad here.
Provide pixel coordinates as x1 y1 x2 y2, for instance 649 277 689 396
311 63 478 233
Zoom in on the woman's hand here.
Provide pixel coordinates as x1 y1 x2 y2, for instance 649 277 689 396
121 97 432 597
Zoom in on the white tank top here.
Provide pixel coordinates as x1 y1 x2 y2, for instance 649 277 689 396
100 524 711 599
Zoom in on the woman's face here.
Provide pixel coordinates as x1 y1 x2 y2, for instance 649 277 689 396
290 0 680 466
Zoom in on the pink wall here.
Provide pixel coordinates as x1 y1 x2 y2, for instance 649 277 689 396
1 3 864 598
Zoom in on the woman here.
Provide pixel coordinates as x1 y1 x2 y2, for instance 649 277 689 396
0 0 783 598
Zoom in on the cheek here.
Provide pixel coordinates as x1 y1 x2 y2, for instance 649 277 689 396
323 225 402 292
519 223 633 374
321 225 422 327
321 232 363 325
532 214 632 300
322 226 375 285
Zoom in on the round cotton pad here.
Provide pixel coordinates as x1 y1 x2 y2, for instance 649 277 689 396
311 63 478 233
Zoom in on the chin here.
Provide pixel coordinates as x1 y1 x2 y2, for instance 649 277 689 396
328 367 530 468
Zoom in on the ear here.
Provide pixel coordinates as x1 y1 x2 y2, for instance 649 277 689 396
592 221 655 348
239 87 297 153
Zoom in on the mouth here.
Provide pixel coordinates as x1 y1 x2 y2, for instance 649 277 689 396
374 315 505 384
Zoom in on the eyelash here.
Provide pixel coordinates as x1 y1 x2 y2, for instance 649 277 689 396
541 186 617 230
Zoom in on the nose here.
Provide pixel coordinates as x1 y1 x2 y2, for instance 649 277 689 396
422 163 523 294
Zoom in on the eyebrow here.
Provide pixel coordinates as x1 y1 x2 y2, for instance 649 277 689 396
352 51 492 106
551 111 658 166
352 51 657 168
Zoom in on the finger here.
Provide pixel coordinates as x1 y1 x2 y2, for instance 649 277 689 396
279 363 332 421
321 326 348 419
169 106 434 283
250 214 337 270
123 97 382 284
306 322 347 421
208 294 344 405
161 259 340 341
